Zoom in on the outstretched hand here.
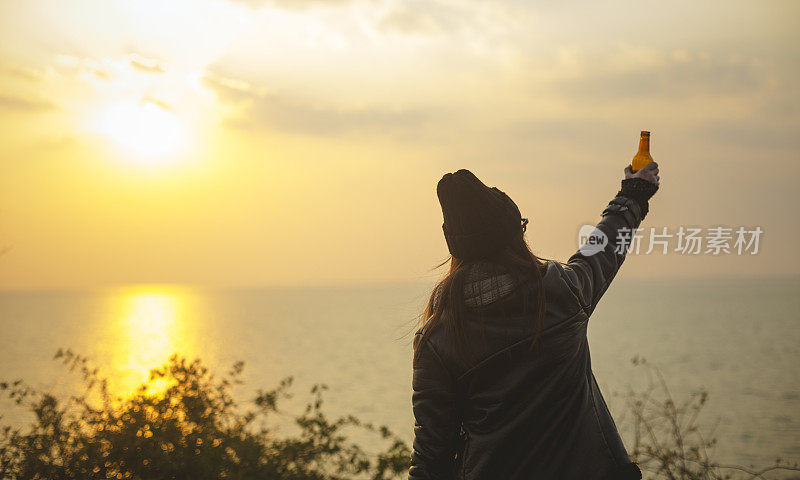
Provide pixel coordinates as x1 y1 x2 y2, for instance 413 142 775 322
625 162 660 186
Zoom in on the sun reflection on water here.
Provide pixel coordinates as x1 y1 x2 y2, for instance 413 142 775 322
107 285 197 397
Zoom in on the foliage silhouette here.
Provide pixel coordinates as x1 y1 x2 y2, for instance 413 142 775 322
0 349 410 480
619 356 800 480
1 351 798 479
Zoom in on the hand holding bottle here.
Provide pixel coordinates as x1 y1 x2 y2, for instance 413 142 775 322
624 162 660 186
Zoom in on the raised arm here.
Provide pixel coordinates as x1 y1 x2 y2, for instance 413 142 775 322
409 333 461 480
560 163 660 316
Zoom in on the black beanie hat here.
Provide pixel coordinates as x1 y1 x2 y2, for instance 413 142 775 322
437 169 523 260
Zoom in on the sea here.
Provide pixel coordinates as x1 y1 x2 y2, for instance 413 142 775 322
1 276 798 476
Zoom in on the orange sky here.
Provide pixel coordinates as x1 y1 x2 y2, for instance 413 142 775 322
1 0 798 289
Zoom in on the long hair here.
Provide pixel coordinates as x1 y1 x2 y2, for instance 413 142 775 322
414 229 548 365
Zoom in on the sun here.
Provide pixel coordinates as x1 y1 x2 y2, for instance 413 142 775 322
90 99 188 162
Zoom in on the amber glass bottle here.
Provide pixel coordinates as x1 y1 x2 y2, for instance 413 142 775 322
631 131 654 172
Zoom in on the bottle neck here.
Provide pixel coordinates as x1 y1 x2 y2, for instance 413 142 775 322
637 136 650 154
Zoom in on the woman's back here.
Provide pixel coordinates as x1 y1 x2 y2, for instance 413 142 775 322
413 262 634 479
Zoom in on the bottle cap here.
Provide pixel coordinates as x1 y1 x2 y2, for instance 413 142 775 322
641 131 650 136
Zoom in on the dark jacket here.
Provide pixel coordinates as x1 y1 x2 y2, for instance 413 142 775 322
410 181 655 480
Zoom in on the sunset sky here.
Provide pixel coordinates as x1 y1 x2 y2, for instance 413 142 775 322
1 0 798 289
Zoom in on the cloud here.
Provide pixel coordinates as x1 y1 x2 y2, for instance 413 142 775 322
201 74 262 104
376 0 518 39
694 116 800 151
229 0 359 10
504 117 620 143
0 63 43 82
202 72 434 137
243 96 430 136
378 4 446 36
549 48 768 100
0 94 57 112
54 55 112 80
142 97 173 111
128 54 165 74
53 53 166 80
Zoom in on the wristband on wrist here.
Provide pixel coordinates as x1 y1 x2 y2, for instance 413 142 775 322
616 178 658 216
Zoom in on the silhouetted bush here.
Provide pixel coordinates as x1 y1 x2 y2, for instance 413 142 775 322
1 351 797 479
0 349 410 480
621 356 800 480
